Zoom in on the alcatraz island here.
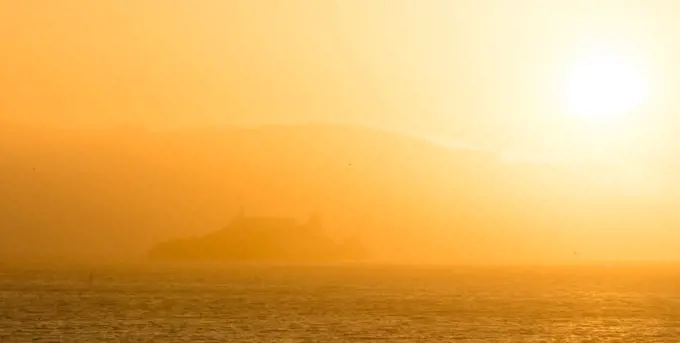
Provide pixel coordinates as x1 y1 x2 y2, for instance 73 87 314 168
149 210 366 263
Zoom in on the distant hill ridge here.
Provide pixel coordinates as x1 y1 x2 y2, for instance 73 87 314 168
2 123 679 263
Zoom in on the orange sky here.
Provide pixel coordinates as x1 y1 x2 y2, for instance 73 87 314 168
6 1 680 262
3 1 680 169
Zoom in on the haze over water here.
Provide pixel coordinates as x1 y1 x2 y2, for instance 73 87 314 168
5 0 680 341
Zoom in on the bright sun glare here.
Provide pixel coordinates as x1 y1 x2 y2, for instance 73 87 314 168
564 52 649 120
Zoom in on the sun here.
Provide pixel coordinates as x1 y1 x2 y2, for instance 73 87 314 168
563 52 649 120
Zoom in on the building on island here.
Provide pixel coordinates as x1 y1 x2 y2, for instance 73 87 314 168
149 210 366 262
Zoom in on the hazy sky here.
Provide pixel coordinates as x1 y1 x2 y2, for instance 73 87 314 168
3 0 680 163
6 1 680 261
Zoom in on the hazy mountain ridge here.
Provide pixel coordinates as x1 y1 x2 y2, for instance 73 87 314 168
1 124 678 263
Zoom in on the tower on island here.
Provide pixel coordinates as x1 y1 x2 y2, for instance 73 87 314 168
148 209 366 262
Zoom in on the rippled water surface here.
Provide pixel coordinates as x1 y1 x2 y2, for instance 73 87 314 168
1 264 680 342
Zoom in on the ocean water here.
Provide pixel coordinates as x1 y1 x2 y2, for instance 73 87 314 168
1 264 680 342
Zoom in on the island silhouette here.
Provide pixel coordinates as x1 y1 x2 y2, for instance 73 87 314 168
149 210 366 262
3 123 678 263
